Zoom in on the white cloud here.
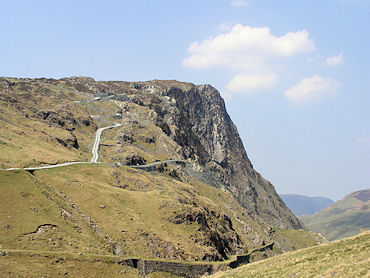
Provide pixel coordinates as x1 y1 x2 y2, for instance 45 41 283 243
182 24 315 94
183 25 315 70
230 0 247 7
324 52 344 66
226 74 277 93
182 25 315 73
284 75 340 105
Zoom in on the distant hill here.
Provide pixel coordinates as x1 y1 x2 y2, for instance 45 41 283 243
280 194 334 216
300 189 370 240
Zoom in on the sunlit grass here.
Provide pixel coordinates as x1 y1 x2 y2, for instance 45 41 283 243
210 231 370 278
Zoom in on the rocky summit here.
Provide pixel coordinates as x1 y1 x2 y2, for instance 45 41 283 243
0 77 324 277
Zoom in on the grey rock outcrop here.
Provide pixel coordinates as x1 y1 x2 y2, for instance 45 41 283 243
113 80 303 229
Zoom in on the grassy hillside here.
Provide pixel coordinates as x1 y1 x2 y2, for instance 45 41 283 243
210 231 370 278
0 163 323 277
0 164 322 261
0 251 141 278
301 189 370 240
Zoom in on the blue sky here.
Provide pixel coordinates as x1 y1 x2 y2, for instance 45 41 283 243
1 0 369 200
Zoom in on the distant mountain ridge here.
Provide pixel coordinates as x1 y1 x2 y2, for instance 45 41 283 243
280 194 334 216
300 189 370 240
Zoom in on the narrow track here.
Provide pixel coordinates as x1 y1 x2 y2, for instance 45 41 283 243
91 123 122 163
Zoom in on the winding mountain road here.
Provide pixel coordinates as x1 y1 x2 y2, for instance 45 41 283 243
4 122 122 171
3 122 185 172
91 123 122 163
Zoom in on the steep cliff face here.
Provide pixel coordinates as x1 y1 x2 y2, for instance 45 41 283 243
104 80 303 229
162 84 302 229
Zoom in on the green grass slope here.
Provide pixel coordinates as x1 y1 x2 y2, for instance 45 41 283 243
301 189 370 240
0 164 323 261
0 250 141 277
0 170 112 255
210 231 370 278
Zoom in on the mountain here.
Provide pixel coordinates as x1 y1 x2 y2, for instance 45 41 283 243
300 189 370 240
0 77 324 276
209 231 370 278
280 194 334 216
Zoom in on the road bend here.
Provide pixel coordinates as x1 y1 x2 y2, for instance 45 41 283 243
4 122 122 171
91 123 122 163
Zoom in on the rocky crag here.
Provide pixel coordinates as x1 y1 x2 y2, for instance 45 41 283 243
63 77 302 229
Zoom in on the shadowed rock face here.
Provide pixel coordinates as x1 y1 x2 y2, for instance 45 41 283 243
157 83 303 229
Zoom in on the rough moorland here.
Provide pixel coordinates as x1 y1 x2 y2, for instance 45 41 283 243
0 77 325 276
